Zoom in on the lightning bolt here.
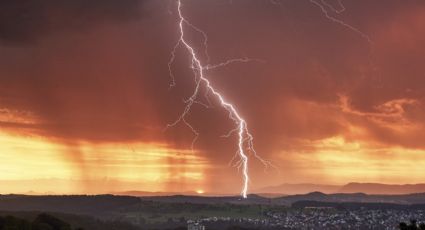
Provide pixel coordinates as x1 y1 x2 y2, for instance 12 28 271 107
268 0 372 44
308 0 381 83
319 0 346 14
309 0 372 44
167 0 369 198
166 0 272 198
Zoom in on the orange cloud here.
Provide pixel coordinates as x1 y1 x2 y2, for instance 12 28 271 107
1 0 425 193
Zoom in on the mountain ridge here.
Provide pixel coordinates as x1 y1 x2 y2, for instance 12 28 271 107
256 182 425 195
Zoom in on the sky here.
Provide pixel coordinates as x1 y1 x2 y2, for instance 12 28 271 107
0 0 424 195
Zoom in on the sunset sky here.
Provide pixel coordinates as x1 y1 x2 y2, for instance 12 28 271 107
0 0 424 195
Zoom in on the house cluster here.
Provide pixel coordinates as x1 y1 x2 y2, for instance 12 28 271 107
187 220 206 230
265 208 425 229
187 208 425 229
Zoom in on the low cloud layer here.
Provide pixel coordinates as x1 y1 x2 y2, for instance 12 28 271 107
0 0 424 191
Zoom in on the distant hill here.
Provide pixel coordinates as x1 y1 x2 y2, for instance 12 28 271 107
291 200 425 210
255 183 339 195
140 194 272 205
339 183 425 194
113 190 228 197
0 211 140 230
0 194 140 217
2 193 425 230
256 182 425 195
114 191 184 197
3 193 425 216
275 192 425 205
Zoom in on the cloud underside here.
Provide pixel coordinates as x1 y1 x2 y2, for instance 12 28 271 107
0 0 425 190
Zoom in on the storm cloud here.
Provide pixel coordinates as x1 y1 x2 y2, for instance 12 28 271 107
1 0 425 191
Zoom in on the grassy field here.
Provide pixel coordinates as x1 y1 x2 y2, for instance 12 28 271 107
120 202 288 224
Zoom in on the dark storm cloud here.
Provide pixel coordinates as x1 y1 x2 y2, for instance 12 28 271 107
180 0 425 154
0 0 143 44
0 0 166 143
0 0 425 163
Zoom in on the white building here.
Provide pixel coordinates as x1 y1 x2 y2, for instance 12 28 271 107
187 222 205 230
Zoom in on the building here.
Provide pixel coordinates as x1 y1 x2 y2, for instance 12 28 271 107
187 221 205 230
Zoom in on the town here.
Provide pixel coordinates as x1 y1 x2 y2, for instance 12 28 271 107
188 208 425 230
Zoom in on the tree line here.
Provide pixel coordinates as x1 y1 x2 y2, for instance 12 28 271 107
0 213 83 230
399 220 425 230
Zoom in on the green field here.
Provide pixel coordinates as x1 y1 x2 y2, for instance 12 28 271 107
119 202 288 225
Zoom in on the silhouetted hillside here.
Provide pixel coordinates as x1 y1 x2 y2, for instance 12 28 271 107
0 212 140 230
256 183 339 195
0 195 139 217
276 192 425 205
257 183 425 195
339 183 425 194
3 194 425 229
140 194 271 205
291 200 425 210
